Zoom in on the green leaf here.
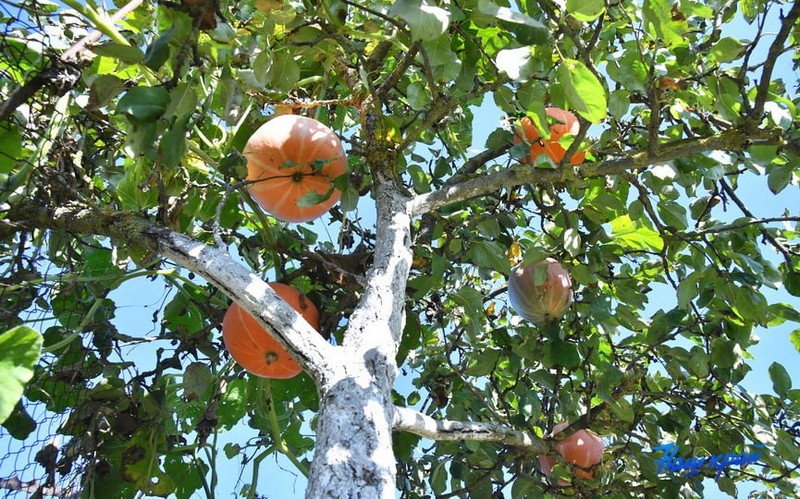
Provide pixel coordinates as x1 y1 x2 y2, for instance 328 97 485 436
607 51 649 92
566 0 605 22
478 0 549 45
676 273 699 310
511 474 539 497
709 37 745 64
297 187 334 208
122 433 176 496
391 0 451 41
767 165 792 194
767 303 800 325
406 81 430 111
563 228 581 257
159 119 187 168
608 90 630 120
485 129 512 152
609 215 664 251
143 29 173 70
0 326 43 424
217 378 247 430
117 86 171 125
451 287 484 318
0 122 22 173
468 240 510 273
557 59 607 123
165 83 198 120
1 401 36 440
423 36 462 82
769 362 792 398
164 454 205 498
267 51 300 92
688 347 710 378
657 200 688 230
610 398 635 423
784 271 800 297
183 362 212 401
791 329 800 354
466 349 500 377
710 337 736 369
708 75 742 122
775 429 800 462
91 42 145 63
163 291 204 335
543 339 581 369
430 461 448 494
643 0 687 48
88 74 127 110
496 47 533 81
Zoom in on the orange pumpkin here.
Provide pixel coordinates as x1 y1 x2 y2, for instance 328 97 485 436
539 422 605 485
244 114 348 223
222 282 320 379
514 108 586 165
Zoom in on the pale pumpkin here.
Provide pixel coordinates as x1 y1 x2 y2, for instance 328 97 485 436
508 257 573 324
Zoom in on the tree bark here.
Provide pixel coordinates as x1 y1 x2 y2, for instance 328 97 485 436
306 177 413 497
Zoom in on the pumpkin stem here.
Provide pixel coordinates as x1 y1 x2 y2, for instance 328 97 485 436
265 351 279 365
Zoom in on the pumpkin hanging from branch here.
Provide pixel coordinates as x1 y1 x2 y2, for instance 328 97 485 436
538 421 605 485
222 283 320 379
507 257 573 324
244 114 348 223
514 107 586 166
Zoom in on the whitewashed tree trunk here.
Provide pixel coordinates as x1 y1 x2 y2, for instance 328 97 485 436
306 178 413 497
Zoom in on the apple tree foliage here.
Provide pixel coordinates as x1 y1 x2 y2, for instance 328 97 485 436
1 0 800 497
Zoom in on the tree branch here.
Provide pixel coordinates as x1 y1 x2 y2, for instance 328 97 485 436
392 406 546 453
409 126 784 216
751 0 800 119
5 200 338 382
343 175 413 350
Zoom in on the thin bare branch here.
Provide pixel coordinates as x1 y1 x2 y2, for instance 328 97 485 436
751 1 800 119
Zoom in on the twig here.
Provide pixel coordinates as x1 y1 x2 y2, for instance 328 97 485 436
60 0 145 61
718 179 795 266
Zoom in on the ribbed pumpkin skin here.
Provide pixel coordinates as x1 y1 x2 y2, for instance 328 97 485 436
508 258 573 324
538 422 605 485
222 283 320 379
514 108 586 166
244 115 348 223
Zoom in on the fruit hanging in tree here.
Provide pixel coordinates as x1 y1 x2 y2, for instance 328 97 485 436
244 114 348 223
508 257 573 324
222 282 320 378
514 107 586 165
538 422 605 485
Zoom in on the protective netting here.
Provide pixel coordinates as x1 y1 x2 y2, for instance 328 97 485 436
0 280 89 498
0 382 82 498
